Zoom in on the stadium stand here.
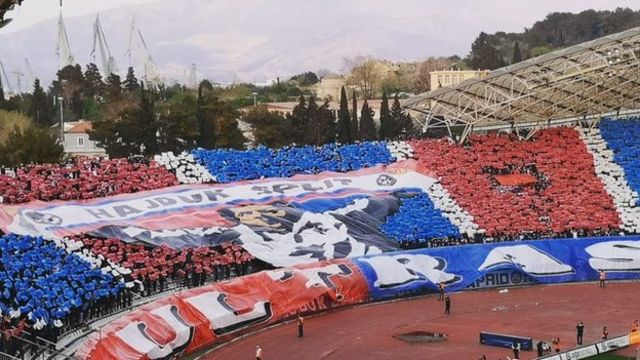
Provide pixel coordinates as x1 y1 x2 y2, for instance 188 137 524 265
411 127 622 238
0 157 178 204
191 141 399 183
380 192 462 247
0 235 122 334
75 235 255 292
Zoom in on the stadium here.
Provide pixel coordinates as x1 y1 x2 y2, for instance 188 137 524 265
2 1 640 360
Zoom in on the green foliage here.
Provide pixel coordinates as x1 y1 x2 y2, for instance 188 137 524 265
289 72 319 87
378 92 392 139
288 95 310 145
391 94 415 138
243 106 291 148
124 67 140 93
512 40 523 64
470 32 506 70
337 87 352 144
215 116 246 150
351 90 359 142
29 79 54 126
0 125 63 167
358 100 376 141
157 91 199 153
84 63 105 98
0 110 31 143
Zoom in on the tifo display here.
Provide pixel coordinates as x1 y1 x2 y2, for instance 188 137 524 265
2 120 640 359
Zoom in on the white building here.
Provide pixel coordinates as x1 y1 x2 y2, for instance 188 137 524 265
63 120 107 157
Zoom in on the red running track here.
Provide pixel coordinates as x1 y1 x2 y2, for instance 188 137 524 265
200 282 640 360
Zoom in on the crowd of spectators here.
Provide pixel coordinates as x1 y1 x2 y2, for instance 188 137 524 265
191 141 398 183
381 192 461 243
0 234 123 357
411 128 621 238
0 157 178 204
74 235 256 295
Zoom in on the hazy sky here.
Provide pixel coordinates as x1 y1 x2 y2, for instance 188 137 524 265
5 0 640 35
5 0 158 31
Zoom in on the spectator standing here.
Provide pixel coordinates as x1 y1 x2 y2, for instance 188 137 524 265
553 337 561 353
632 320 638 332
599 270 606 288
297 314 304 338
438 282 445 301
602 326 608 340
255 345 262 360
576 321 584 345
444 295 451 315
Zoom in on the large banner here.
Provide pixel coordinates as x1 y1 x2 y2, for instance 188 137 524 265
76 259 369 360
353 236 640 301
77 236 640 360
0 162 436 267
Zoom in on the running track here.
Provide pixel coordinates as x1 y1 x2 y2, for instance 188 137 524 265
200 282 640 360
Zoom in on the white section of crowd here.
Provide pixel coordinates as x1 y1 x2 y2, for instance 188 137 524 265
154 152 216 184
424 181 481 238
578 127 640 233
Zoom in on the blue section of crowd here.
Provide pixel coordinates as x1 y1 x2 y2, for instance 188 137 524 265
191 142 395 183
600 118 640 206
380 192 460 242
0 235 121 327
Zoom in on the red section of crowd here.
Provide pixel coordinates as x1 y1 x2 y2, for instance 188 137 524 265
412 128 621 237
0 157 178 204
74 235 256 289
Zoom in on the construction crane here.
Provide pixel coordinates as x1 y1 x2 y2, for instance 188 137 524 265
126 17 160 86
0 58 13 93
24 58 35 85
91 14 118 77
56 10 75 69
11 68 23 93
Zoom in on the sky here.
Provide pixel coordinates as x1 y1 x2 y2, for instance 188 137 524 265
1 0 639 85
6 0 640 34
5 0 158 32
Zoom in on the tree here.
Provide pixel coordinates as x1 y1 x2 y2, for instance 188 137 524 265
105 73 122 101
136 82 158 155
470 32 506 70
391 94 415 138
0 76 5 110
288 95 310 145
55 64 86 120
124 67 140 93
0 110 31 143
29 79 53 126
0 125 63 167
336 86 352 144
157 91 199 153
289 72 319 87
346 56 386 99
316 98 336 145
512 40 523 64
378 92 392 139
196 82 215 149
84 63 105 98
358 100 376 141
243 106 291 148
351 90 359 141
215 116 246 149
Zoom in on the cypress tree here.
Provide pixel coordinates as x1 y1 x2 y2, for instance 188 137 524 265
351 90 359 141
512 40 523 64
391 94 415 138
378 91 392 139
359 100 377 141
288 95 310 145
124 67 140 93
337 86 352 144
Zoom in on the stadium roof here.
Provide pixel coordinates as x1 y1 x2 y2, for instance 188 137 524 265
404 26 640 139
0 0 24 28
